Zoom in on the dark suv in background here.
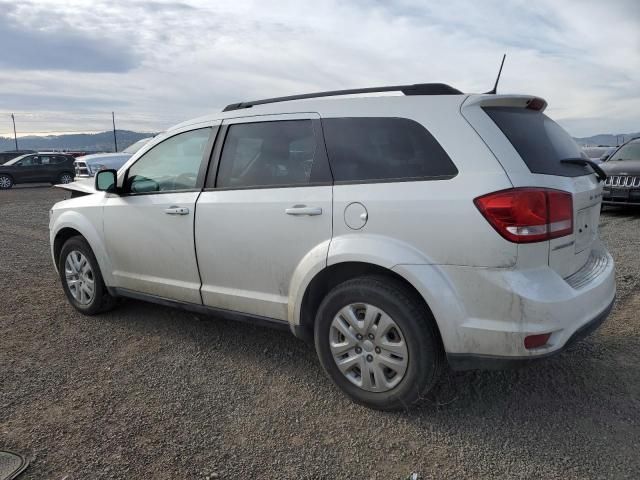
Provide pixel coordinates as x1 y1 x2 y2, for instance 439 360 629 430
0 150 36 164
602 138 640 206
0 153 75 189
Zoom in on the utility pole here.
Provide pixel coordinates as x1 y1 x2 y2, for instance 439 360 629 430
11 113 18 150
112 111 118 152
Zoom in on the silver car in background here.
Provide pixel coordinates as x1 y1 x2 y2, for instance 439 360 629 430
74 137 153 177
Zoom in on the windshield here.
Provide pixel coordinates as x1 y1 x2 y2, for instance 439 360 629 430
4 154 30 166
608 142 640 162
122 138 150 154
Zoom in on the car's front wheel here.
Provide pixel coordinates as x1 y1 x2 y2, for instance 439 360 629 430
314 276 444 410
0 174 14 189
58 236 117 315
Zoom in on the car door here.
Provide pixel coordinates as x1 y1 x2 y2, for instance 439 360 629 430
195 114 333 321
46 155 70 180
35 155 56 181
13 155 41 182
103 125 217 303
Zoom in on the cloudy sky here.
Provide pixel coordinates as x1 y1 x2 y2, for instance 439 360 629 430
0 0 638 138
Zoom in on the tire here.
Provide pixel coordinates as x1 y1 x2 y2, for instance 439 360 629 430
0 174 13 189
58 172 74 184
314 275 444 410
58 236 117 315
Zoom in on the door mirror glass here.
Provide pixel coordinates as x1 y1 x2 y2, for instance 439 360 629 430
95 169 117 192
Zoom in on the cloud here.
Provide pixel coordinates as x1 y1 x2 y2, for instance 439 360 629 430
0 2 140 73
0 0 638 138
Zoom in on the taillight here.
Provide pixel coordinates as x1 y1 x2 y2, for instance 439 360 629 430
474 188 573 243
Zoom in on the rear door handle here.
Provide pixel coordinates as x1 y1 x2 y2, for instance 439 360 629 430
285 205 322 216
164 206 190 215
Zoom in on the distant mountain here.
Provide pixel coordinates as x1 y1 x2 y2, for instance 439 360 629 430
0 130 156 153
2 129 638 153
573 133 639 147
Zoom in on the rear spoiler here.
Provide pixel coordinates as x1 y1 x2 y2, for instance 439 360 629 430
462 94 548 112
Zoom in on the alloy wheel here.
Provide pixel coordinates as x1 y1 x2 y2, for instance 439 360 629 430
0 176 12 188
64 250 95 305
60 173 73 184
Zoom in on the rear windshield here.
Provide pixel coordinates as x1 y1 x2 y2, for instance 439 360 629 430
483 107 590 177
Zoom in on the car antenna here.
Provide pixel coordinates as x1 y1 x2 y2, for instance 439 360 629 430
485 54 506 94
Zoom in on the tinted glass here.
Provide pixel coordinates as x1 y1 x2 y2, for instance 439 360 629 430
217 120 316 188
19 156 40 166
126 128 210 193
322 117 457 182
483 107 590 177
608 141 640 162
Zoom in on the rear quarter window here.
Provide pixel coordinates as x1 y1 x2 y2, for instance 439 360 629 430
483 107 590 177
322 117 457 183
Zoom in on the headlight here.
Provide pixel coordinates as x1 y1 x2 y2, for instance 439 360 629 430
89 164 105 174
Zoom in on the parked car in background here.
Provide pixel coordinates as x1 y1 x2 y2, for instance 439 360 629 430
74 137 153 177
601 138 640 206
0 152 75 189
50 84 615 410
0 150 36 164
581 146 616 164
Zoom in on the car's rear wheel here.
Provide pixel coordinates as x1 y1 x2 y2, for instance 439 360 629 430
58 172 74 184
0 174 14 189
58 236 117 315
314 276 444 410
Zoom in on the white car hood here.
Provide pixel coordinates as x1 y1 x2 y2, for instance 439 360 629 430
53 177 96 194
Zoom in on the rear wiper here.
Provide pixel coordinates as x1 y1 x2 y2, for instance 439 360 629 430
560 158 607 182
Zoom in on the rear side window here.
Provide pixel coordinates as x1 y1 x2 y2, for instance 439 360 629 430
322 117 457 183
483 107 590 177
217 120 321 189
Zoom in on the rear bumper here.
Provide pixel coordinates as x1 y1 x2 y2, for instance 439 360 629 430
394 242 616 366
447 296 614 370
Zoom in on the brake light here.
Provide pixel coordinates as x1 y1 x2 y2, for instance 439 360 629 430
524 333 551 349
526 97 546 111
474 188 573 243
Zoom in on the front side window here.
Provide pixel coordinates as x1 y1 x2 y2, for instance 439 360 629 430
322 117 458 182
18 156 40 166
126 128 211 193
216 120 317 188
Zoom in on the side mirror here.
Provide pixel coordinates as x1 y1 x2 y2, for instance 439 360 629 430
95 169 118 192
600 154 610 162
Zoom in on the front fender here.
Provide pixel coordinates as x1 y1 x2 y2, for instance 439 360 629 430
50 209 113 285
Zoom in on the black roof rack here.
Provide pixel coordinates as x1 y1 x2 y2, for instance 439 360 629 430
222 83 462 112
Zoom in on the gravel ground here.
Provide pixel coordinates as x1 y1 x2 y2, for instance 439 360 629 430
1 186 639 479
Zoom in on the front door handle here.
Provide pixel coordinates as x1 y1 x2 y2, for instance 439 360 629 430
285 205 322 216
164 206 190 215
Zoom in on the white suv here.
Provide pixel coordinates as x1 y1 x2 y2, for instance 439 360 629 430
50 84 615 410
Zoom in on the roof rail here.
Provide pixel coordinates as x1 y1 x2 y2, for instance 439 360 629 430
222 83 463 112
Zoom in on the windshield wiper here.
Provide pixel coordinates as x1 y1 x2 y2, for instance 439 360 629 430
560 158 607 182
